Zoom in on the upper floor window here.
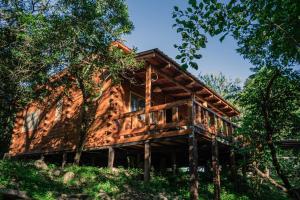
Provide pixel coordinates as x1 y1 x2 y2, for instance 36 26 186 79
23 109 41 132
130 92 145 112
55 98 63 122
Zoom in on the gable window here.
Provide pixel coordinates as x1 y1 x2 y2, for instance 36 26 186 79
23 109 41 132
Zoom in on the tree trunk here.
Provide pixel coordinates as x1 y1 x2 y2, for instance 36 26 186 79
73 78 90 165
261 70 299 200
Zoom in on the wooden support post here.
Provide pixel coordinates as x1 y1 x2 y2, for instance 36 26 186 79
172 152 177 175
144 141 151 182
62 152 67 168
189 132 199 200
3 153 11 160
159 156 167 172
230 148 237 189
137 153 142 168
212 135 221 200
108 147 115 169
145 64 152 126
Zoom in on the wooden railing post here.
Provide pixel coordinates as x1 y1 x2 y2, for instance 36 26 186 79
191 94 196 125
145 64 152 126
172 107 179 122
223 121 228 136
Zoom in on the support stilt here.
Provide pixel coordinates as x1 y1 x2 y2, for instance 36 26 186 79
212 135 221 200
189 132 199 200
230 148 237 188
108 147 115 169
62 152 67 168
144 141 151 182
172 152 177 175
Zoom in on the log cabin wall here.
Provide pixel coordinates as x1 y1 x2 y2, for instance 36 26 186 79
9 70 176 156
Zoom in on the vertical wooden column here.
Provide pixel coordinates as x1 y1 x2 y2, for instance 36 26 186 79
136 153 142 168
189 132 199 200
145 64 152 126
172 107 179 122
212 135 221 200
172 152 177 175
108 147 115 169
144 141 151 182
189 93 199 200
62 152 67 168
230 148 237 188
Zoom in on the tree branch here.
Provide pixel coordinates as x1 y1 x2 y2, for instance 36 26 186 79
252 166 288 193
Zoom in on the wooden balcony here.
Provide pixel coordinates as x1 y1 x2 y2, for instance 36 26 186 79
106 99 237 146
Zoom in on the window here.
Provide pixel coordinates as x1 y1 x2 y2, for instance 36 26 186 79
55 99 63 122
130 92 145 112
23 109 41 132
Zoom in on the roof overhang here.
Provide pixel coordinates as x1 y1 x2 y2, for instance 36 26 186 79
136 48 240 117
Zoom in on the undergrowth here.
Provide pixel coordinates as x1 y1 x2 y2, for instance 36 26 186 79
0 159 288 200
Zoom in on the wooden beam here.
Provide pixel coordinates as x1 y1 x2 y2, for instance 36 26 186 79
171 92 190 97
174 73 186 80
186 81 196 88
162 63 171 70
196 88 208 95
108 147 115 169
144 141 151 182
212 135 221 200
189 132 199 200
160 86 182 91
145 64 152 125
155 64 238 117
153 66 191 94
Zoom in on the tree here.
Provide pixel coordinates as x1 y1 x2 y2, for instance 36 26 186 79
199 72 241 104
0 0 141 163
172 0 300 198
239 66 300 199
0 0 62 156
172 0 300 69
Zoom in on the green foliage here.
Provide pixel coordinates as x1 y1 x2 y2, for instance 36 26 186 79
172 0 300 69
238 66 300 190
0 0 141 156
199 72 242 104
0 160 289 200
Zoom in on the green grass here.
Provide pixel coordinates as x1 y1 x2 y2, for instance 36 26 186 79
0 159 289 200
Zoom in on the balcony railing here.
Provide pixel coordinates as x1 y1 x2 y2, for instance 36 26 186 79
105 99 236 145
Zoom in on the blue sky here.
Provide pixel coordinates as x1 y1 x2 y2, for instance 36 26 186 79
123 0 254 82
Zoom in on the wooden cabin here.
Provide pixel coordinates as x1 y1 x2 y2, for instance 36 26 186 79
8 43 239 199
